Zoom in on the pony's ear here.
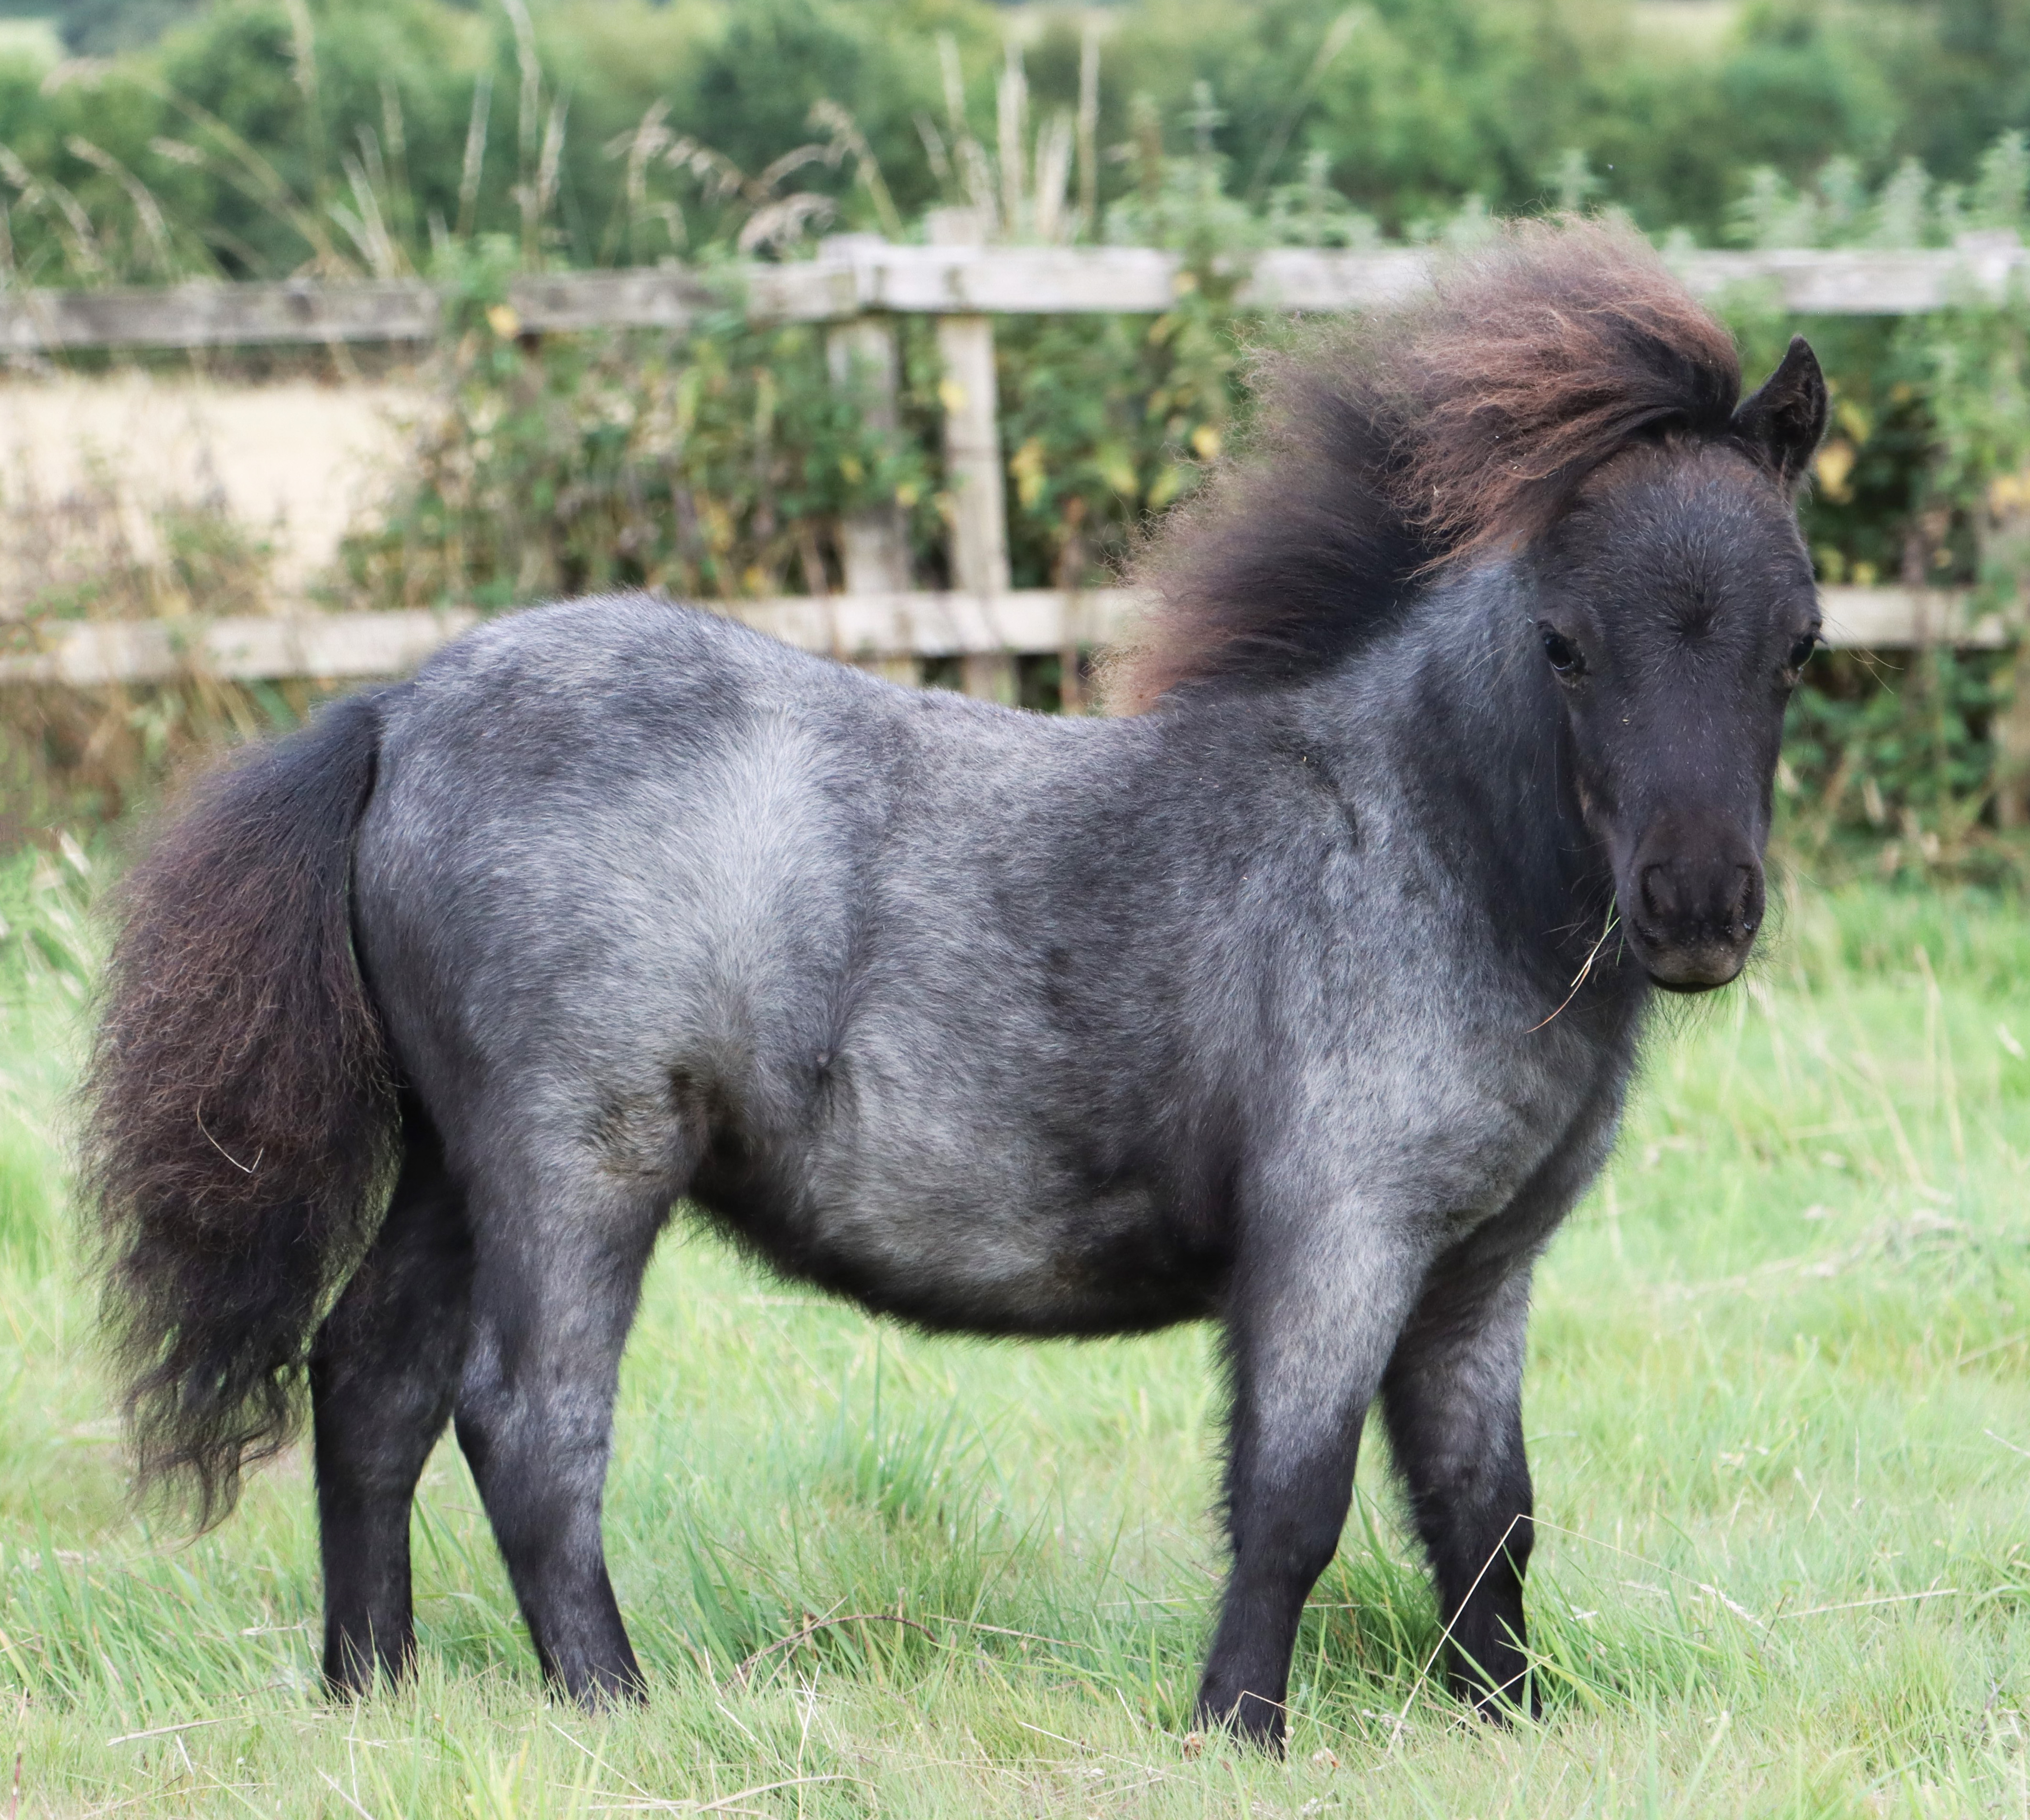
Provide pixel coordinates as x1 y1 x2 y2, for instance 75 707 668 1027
1731 335 1827 492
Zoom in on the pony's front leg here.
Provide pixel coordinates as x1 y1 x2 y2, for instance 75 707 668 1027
1380 1259 1538 1718
1196 1214 1433 1751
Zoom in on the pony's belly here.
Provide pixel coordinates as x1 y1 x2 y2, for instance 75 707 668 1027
691 1164 1226 1337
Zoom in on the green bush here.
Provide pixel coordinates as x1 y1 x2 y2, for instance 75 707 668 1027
0 0 2027 281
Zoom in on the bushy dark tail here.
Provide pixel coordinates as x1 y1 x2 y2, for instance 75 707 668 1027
81 692 398 1527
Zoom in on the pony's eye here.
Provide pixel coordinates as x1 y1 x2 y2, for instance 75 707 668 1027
1541 628 1583 675
1787 633 1819 672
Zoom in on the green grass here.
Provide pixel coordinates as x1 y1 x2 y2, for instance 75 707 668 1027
3 855 2029 1816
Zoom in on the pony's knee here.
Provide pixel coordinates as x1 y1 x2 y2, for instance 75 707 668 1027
1227 1472 1351 1594
452 1313 619 1488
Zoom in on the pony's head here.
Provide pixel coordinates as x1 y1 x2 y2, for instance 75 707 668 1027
1119 218 1826 994
1525 357 1823 989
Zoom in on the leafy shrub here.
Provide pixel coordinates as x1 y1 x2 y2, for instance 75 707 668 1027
339 249 933 607
0 0 2028 283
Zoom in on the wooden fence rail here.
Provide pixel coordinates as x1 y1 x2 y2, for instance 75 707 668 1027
3 233 2024 691
0 585 1996 691
2 241 2027 351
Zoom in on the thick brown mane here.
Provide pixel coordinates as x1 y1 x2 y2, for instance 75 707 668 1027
1111 218 1744 712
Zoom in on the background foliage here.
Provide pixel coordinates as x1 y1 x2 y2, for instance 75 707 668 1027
1 0 2028 263
3 0 2030 878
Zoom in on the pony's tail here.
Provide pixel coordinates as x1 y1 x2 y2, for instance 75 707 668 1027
80 691 398 1528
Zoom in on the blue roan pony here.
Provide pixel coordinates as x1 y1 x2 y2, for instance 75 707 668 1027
84 221 1825 1749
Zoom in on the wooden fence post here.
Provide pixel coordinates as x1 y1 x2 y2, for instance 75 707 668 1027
1987 490 2030 826
825 299 916 685
927 209 1016 704
1998 677 2030 828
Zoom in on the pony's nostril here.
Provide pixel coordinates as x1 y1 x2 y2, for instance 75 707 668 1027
1729 866 1758 932
1639 862 1679 925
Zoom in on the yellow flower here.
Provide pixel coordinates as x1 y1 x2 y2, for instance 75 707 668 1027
1095 443 1138 496
1813 438 1856 504
1009 437 1047 509
1988 468 2030 515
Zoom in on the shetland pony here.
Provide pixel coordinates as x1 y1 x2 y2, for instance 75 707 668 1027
84 221 1825 1747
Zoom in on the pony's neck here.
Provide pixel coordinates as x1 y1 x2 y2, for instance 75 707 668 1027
1305 564 1628 986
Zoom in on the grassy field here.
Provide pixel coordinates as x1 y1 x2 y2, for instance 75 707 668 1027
2 845 2028 1817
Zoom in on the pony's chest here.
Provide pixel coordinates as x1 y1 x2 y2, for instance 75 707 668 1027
1434 1028 1630 1236
1322 989 1627 1229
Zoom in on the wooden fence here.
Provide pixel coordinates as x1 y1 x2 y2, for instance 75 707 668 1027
4 240 2025 350
4 231 2026 696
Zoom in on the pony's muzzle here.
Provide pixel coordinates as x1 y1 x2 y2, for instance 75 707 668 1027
1624 828 1763 992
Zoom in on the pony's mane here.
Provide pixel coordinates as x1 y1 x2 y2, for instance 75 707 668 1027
1110 218 1745 712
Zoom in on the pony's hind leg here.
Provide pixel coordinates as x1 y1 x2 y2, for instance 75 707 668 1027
311 1104 475 1695
1379 1261 1537 1718
452 1144 673 1705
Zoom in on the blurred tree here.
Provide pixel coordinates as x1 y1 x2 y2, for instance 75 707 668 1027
0 0 2025 271
1836 0 2030 184
56 0 208 56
